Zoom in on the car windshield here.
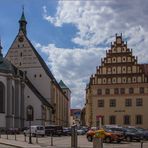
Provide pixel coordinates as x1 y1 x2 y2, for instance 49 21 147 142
37 127 44 130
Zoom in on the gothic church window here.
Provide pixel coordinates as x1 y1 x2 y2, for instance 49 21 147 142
26 105 34 121
0 82 5 113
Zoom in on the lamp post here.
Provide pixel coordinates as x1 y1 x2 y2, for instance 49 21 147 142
27 107 33 144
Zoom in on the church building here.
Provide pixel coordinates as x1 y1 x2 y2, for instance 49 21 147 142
0 10 71 129
85 34 148 128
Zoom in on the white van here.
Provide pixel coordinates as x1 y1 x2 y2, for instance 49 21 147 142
24 125 45 137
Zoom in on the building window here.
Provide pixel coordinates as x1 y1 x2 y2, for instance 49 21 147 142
139 87 144 94
0 82 5 113
120 88 125 94
110 99 116 107
98 100 104 107
136 98 143 106
39 74 42 77
97 89 102 95
124 115 130 125
96 116 104 126
109 116 116 124
105 89 110 95
26 105 34 121
34 74 37 78
114 88 119 94
20 52 22 57
136 115 143 125
125 99 132 107
129 88 134 94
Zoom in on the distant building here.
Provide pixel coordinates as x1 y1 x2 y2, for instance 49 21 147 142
85 34 148 128
0 10 70 129
80 107 86 126
70 109 81 126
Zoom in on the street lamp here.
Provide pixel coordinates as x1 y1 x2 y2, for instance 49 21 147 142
27 106 33 144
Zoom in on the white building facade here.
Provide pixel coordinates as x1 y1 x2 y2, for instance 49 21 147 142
0 10 70 129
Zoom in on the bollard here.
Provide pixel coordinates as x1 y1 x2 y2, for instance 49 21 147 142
71 124 77 148
141 140 143 148
51 132 53 146
36 134 38 144
24 134 26 142
15 131 16 140
6 130 8 139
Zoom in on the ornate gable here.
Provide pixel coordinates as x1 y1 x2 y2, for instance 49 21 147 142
91 34 148 85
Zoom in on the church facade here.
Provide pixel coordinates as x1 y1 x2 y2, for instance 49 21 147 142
0 10 71 129
85 34 148 128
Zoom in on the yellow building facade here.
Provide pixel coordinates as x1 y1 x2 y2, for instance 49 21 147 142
85 35 148 128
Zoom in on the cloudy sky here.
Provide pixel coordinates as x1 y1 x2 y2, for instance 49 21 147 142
1 0 148 109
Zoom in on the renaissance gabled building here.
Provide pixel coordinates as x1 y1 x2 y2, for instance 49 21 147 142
85 34 148 128
0 10 71 129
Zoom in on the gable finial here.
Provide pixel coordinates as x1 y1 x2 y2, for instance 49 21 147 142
22 4 24 12
19 5 27 35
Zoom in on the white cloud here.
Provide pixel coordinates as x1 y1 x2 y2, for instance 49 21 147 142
35 42 105 108
41 0 148 108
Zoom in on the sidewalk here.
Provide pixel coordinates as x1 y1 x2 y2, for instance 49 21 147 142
0 138 41 148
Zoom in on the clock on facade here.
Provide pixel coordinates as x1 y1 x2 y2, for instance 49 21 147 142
18 36 24 42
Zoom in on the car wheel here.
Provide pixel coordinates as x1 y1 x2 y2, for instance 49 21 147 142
126 136 132 142
87 136 93 142
105 137 111 143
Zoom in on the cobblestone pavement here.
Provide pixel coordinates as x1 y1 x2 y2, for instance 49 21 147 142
0 134 148 148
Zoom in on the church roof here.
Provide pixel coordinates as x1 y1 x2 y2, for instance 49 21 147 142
0 57 17 74
59 80 69 89
24 35 69 101
25 77 54 111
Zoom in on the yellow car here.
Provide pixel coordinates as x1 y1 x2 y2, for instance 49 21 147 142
86 128 124 143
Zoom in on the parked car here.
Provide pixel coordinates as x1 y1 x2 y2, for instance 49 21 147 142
77 129 85 135
7 128 20 134
86 127 124 143
123 127 144 142
62 127 72 136
45 125 63 136
105 125 146 142
135 127 148 140
24 125 45 137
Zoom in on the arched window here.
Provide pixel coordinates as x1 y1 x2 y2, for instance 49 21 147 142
26 105 34 121
0 82 5 113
